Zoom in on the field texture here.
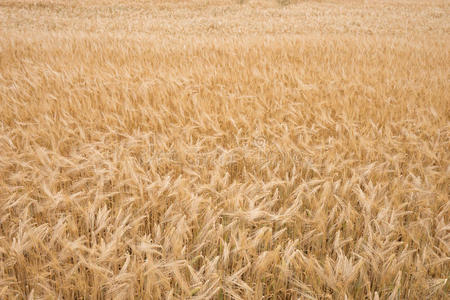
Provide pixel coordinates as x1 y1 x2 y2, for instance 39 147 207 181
0 0 449 299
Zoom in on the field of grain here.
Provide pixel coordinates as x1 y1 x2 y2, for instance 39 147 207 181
0 0 449 298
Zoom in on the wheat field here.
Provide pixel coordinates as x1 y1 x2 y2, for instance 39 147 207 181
0 0 449 299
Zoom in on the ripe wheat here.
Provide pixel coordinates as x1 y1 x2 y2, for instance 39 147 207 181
0 0 449 299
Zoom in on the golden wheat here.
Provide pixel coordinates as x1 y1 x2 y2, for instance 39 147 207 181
0 0 449 299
